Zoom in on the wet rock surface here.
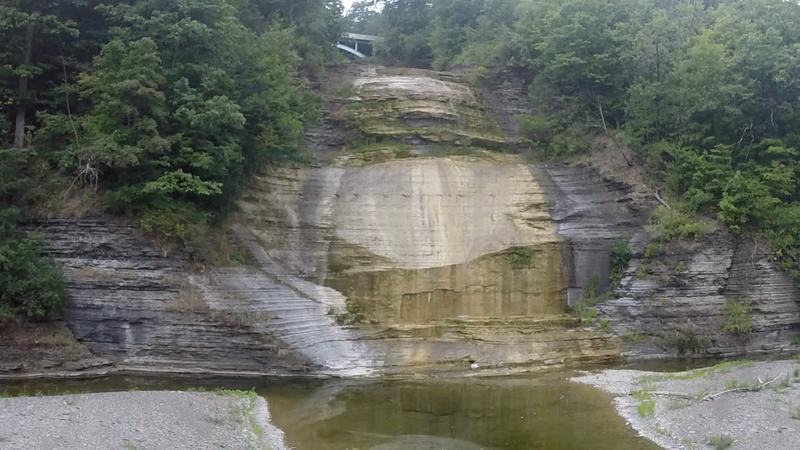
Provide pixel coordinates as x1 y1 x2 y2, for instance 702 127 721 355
229 66 626 371
543 162 649 300
235 153 621 372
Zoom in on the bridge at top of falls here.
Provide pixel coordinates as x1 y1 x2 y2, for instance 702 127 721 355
337 32 378 58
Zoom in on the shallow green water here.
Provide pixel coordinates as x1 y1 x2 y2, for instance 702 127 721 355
0 373 658 450
265 375 658 450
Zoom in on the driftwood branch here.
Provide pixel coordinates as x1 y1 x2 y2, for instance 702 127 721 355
701 373 783 402
638 373 785 404
654 188 672 210
648 391 695 399
63 160 99 198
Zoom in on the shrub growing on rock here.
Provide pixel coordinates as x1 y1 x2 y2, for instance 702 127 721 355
0 151 67 323
609 238 632 287
0 230 68 323
662 325 712 354
723 299 753 335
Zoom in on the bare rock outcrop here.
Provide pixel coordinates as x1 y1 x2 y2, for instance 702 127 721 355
38 218 311 374
600 233 800 358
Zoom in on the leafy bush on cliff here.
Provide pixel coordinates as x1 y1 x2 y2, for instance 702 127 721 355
0 231 68 323
649 207 714 243
609 239 632 287
0 150 67 323
723 300 753 335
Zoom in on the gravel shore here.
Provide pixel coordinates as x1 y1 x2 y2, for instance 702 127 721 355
0 390 287 450
573 360 800 449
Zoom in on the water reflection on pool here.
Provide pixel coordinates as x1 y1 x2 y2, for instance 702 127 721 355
264 375 657 450
0 373 657 450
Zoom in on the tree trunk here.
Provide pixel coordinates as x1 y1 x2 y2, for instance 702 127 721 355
13 22 35 148
596 94 608 134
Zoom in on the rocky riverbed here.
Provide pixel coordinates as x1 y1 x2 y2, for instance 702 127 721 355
574 360 800 449
0 390 287 450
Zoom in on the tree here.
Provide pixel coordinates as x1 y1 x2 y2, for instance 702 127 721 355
0 1 81 148
379 0 434 67
514 0 636 127
37 0 317 252
428 0 483 70
344 0 382 35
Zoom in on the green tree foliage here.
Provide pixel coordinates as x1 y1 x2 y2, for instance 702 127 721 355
242 0 344 74
515 0 635 123
0 149 67 322
29 0 321 255
378 0 434 67
344 0 382 35
0 0 89 148
428 0 483 70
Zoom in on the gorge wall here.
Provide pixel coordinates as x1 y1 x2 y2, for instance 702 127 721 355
17 65 799 377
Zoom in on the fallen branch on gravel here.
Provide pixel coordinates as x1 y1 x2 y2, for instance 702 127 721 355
647 391 695 399
632 373 786 403
701 373 784 401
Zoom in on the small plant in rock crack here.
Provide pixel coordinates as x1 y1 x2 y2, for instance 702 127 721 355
723 299 752 335
791 406 800 420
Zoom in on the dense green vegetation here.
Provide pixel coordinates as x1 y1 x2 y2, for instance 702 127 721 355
372 0 800 280
0 149 67 322
1 0 343 320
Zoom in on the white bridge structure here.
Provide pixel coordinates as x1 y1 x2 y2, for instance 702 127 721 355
337 32 378 58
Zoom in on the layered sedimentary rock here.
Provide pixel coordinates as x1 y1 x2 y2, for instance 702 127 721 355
236 152 620 371
346 66 505 147
600 233 800 357
39 218 310 373
240 155 566 321
35 65 799 377
40 66 622 375
544 164 648 303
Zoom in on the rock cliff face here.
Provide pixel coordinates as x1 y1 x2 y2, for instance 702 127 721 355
544 163 648 303
31 65 798 376
39 218 310 374
347 66 505 147
240 155 567 323
600 233 800 358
